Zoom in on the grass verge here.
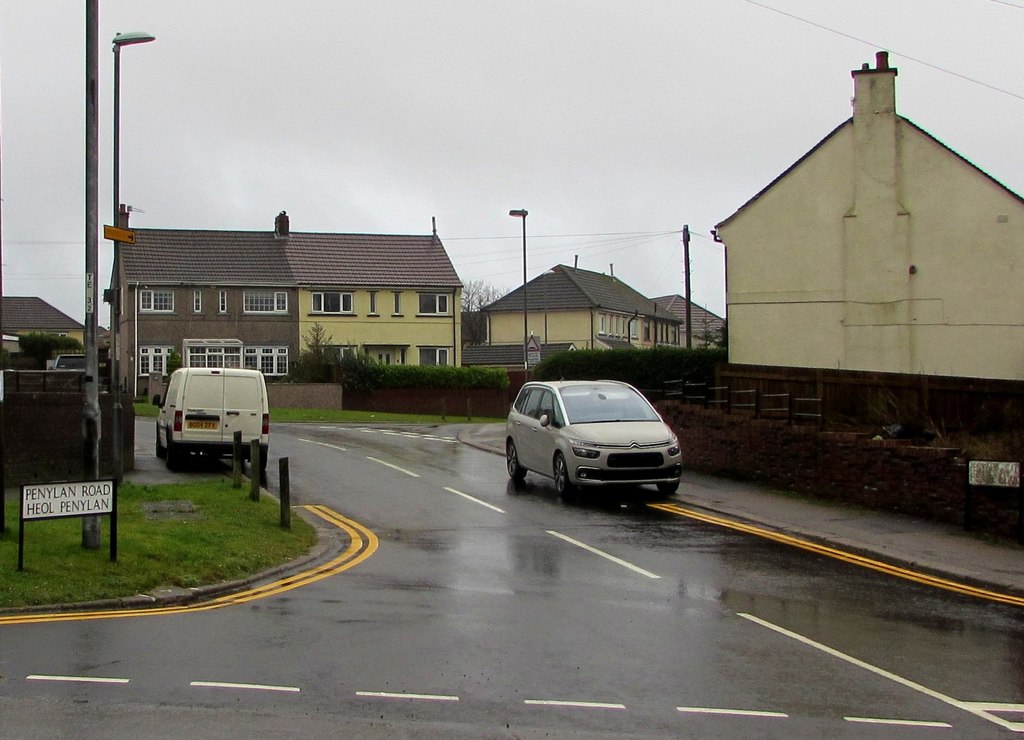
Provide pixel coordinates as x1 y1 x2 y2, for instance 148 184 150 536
0 478 316 609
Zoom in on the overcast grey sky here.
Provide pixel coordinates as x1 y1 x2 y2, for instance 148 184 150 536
3 0 1024 324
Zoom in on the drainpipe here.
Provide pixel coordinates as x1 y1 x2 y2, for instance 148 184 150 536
132 282 139 398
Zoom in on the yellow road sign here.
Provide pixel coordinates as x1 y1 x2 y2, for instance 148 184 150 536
103 225 135 244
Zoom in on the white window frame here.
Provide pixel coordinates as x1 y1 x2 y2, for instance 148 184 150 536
140 289 174 313
193 290 202 313
368 291 378 315
243 346 289 375
243 290 288 314
187 344 242 369
138 345 173 376
392 291 402 315
418 347 449 366
418 293 450 316
311 291 353 314
218 290 228 314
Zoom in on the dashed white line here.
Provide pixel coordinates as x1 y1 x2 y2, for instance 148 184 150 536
299 438 348 452
366 456 420 477
845 716 952 728
26 674 129 684
525 699 626 710
357 691 459 702
443 486 506 513
191 680 300 693
546 530 661 579
677 706 788 718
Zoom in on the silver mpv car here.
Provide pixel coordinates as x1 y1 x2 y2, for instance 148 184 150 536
506 380 682 498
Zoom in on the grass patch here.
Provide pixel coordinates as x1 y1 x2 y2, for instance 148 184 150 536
0 478 316 609
134 401 503 424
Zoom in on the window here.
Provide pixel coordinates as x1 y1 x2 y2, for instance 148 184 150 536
243 346 289 375
312 291 353 314
193 290 202 313
140 289 174 312
188 344 242 369
219 290 228 314
599 314 607 335
419 347 449 366
629 317 639 340
392 291 402 315
138 346 173 376
368 291 378 315
418 293 449 315
244 290 287 313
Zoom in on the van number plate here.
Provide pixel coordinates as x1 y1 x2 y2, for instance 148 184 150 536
187 420 218 430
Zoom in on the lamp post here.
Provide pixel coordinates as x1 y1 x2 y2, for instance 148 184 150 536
111 31 155 485
509 209 528 372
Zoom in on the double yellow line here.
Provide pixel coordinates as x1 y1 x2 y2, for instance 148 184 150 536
0 506 378 625
649 502 1024 607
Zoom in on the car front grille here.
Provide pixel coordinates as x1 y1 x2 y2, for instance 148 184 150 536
607 451 664 468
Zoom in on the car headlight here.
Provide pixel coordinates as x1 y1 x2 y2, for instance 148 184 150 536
668 445 680 457
569 440 600 459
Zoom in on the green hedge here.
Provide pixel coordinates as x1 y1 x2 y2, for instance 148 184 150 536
532 347 726 390
338 352 508 391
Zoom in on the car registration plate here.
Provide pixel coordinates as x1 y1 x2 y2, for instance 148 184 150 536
187 420 218 430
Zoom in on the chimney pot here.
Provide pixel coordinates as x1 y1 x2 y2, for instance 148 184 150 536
875 51 889 70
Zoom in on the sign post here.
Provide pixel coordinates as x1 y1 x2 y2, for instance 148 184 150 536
19 479 117 570
966 461 1022 543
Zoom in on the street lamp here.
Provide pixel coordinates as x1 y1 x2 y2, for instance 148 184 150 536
509 209 528 372
112 30 155 484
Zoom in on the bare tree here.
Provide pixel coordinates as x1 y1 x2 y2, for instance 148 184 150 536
461 280 508 346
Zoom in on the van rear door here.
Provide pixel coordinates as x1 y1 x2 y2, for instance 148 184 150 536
181 373 225 443
222 373 264 444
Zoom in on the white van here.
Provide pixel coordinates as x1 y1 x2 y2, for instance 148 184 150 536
154 367 270 472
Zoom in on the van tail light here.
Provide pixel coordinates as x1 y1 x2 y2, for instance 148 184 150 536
262 413 270 435
173 410 183 433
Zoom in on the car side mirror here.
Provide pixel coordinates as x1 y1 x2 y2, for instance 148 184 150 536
539 413 550 428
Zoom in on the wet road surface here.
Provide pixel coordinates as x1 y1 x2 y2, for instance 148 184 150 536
1 421 1022 738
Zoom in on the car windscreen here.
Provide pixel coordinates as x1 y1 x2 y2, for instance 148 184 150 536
558 385 660 424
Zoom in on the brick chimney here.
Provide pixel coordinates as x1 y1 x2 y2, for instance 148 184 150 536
274 210 289 238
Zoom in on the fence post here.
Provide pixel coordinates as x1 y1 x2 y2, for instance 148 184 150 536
249 439 260 501
441 399 447 421
467 398 473 421
232 431 242 488
279 457 291 529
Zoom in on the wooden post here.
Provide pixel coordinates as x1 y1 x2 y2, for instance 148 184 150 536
249 438 260 501
232 431 242 488
279 457 291 529
467 397 473 421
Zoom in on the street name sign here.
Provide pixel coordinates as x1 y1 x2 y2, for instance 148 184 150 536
103 224 136 244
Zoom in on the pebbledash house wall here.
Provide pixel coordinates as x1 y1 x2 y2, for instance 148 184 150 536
656 400 1020 541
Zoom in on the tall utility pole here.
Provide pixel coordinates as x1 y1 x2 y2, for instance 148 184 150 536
83 0 102 549
683 224 692 349
0 63 5 533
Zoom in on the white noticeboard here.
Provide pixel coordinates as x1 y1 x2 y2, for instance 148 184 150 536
21 480 115 520
967 461 1021 488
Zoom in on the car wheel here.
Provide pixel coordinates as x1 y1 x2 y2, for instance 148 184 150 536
506 439 527 482
155 426 167 459
553 452 577 500
656 480 679 496
165 434 181 471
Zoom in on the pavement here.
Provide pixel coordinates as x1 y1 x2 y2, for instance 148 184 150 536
123 421 1024 605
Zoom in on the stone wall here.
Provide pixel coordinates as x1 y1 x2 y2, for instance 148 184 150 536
656 400 1021 541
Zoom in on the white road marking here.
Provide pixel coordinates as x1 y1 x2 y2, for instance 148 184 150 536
443 486 506 513
739 612 1024 733
546 530 661 579
366 457 420 477
191 680 300 693
677 706 788 718
845 716 952 728
524 699 626 709
26 674 129 684
299 438 348 452
357 691 459 702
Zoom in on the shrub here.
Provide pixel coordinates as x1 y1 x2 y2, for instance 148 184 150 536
18 333 84 369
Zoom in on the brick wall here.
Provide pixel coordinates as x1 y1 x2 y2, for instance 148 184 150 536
657 401 1021 540
344 387 510 419
267 382 344 410
3 392 136 486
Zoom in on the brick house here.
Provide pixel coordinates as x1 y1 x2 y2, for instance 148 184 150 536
118 212 462 396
